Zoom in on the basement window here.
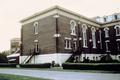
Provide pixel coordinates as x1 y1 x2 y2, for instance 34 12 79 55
64 38 71 49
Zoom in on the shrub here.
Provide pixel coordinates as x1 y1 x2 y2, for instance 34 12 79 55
19 63 51 68
62 63 120 71
0 63 17 68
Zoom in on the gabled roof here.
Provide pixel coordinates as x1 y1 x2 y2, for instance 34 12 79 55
20 5 100 24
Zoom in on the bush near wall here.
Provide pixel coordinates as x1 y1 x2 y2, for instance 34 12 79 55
19 63 51 68
62 63 120 71
0 63 17 68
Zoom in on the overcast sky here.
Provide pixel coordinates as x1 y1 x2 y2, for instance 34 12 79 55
0 0 120 52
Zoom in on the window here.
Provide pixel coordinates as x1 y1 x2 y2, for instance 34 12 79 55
104 27 109 38
70 20 76 35
114 25 120 36
65 37 71 49
104 17 107 22
105 40 110 52
91 27 96 48
115 15 118 20
82 24 87 48
73 41 77 50
35 43 39 53
99 30 102 49
93 57 95 60
34 22 39 34
34 40 39 53
117 43 120 51
116 39 120 51
118 56 120 60
96 57 98 61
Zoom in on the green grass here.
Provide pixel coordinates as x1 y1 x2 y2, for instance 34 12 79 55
0 74 50 80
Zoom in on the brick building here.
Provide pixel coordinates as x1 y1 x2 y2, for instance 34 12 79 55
20 6 120 65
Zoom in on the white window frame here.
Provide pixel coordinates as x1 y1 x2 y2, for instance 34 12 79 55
114 25 120 36
82 24 88 48
34 22 39 35
105 40 110 52
104 27 109 38
70 20 76 36
34 40 39 53
91 27 96 48
99 30 102 49
64 37 71 49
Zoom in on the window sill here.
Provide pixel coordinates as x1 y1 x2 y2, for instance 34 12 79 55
70 33 76 36
34 33 38 35
64 48 72 50
83 46 88 48
116 34 120 36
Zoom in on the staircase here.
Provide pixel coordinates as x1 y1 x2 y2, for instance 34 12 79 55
22 54 34 64
66 54 75 63
22 49 41 64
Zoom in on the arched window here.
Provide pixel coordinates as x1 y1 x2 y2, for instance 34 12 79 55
34 22 39 34
70 20 76 35
114 25 120 36
104 27 109 38
91 27 96 48
105 40 110 52
82 24 87 48
99 30 102 49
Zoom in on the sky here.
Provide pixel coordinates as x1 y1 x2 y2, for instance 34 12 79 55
0 0 120 52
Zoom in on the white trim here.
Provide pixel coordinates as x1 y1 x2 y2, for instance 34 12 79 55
105 40 110 52
105 40 110 42
114 25 120 36
21 6 100 27
64 37 71 40
34 22 39 35
21 10 58 25
116 39 120 41
20 53 72 66
53 34 61 37
70 20 76 36
91 27 96 48
64 39 72 49
99 30 102 49
82 24 88 48
34 40 38 43
53 14 60 18
7 53 20 58
104 27 109 38
79 37 82 40
73 38 77 41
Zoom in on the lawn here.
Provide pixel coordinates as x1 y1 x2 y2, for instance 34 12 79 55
0 74 50 80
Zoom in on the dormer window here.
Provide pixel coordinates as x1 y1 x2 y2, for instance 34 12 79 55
114 25 120 36
91 27 96 48
104 27 109 38
104 17 107 22
114 15 118 20
70 20 76 35
82 24 88 48
34 22 39 35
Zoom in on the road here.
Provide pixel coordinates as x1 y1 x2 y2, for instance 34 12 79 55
0 68 120 80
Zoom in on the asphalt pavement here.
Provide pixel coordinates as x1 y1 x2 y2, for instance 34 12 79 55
0 68 120 80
